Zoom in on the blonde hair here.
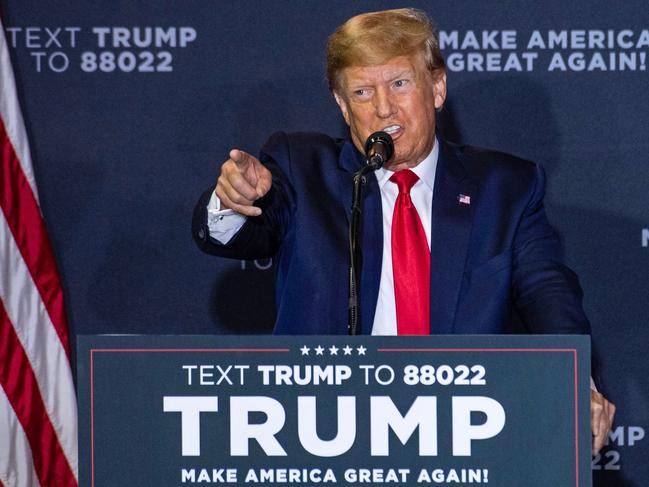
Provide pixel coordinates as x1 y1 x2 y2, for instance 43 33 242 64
326 8 446 92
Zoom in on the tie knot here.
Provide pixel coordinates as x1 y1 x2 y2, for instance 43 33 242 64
390 169 419 194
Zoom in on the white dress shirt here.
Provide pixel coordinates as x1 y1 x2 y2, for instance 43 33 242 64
371 140 438 335
206 194 246 243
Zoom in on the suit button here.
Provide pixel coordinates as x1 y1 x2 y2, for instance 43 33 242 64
198 228 206 240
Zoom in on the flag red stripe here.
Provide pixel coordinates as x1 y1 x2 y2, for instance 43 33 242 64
0 121 71 361
0 301 76 486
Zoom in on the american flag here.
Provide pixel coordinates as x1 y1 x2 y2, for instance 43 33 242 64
458 194 471 205
0 19 78 487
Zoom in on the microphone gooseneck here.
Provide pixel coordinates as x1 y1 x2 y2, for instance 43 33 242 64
348 132 395 335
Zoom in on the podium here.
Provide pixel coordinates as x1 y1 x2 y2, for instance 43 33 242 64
77 335 591 486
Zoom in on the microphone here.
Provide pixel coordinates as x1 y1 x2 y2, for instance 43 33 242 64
348 131 394 335
364 131 394 169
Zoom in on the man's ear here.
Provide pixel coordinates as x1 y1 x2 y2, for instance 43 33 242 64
333 91 351 126
432 70 447 110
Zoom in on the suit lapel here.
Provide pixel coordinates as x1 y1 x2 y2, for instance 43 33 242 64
430 140 476 334
337 141 382 335
358 171 382 334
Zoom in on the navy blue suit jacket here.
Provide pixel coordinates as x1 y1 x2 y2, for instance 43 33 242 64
193 132 590 337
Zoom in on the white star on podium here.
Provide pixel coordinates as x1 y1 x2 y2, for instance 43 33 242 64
356 345 367 355
300 345 310 355
329 345 339 355
314 345 325 355
342 345 353 355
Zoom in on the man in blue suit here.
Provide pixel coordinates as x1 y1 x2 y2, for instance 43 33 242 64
193 8 614 453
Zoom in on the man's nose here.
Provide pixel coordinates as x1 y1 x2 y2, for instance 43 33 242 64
374 88 397 118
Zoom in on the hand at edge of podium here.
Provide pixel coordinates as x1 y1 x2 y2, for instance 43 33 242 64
591 390 615 455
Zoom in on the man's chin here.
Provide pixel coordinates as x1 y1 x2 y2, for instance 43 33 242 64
384 158 415 172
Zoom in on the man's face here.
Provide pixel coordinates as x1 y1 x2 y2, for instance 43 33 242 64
334 52 446 171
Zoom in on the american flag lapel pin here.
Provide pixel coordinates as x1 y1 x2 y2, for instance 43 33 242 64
458 194 471 205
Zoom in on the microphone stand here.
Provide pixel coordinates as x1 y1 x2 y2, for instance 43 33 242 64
348 158 381 336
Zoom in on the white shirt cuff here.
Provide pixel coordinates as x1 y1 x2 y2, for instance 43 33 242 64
206 191 247 244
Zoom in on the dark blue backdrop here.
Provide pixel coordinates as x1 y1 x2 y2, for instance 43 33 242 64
4 2 647 485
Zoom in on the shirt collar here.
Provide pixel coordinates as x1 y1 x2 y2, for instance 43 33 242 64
375 136 439 191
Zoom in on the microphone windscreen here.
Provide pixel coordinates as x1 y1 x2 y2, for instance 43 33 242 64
364 131 394 167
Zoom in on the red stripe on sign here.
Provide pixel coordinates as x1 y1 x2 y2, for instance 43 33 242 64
92 348 291 353
378 348 578 352
0 301 77 487
574 351 579 487
0 121 71 361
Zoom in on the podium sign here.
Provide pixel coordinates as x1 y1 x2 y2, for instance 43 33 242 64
77 335 591 486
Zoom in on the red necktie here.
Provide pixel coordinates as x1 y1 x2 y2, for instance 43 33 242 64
390 169 430 335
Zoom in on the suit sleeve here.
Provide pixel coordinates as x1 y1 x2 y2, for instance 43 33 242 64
192 132 296 260
511 164 591 335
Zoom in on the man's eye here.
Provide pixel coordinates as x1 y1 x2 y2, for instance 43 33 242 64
394 79 408 88
354 89 365 96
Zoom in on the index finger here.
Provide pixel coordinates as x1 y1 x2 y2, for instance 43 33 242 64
229 149 257 168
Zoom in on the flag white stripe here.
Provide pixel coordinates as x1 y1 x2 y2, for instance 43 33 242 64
0 21 39 201
0 211 78 478
0 386 42 487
